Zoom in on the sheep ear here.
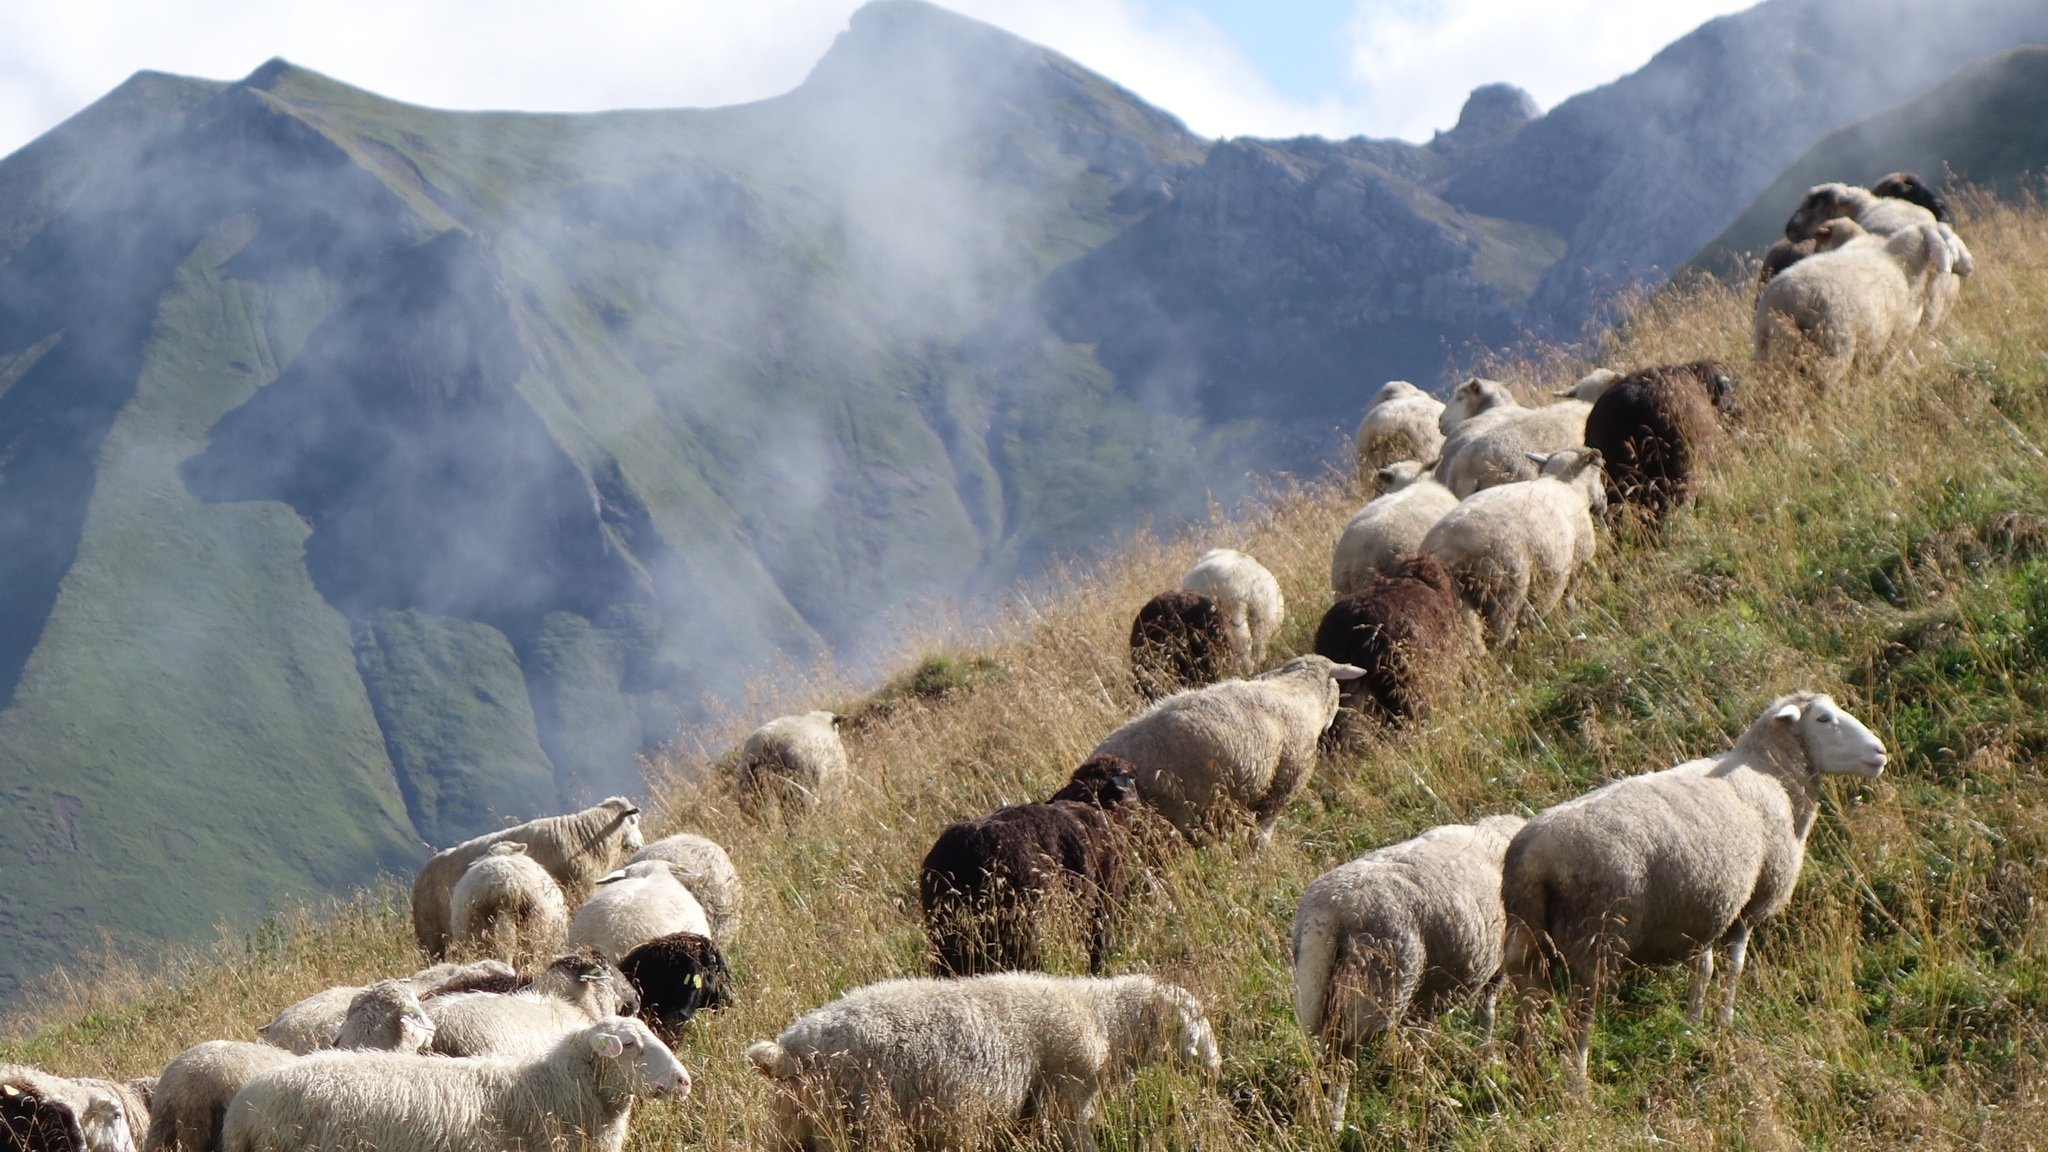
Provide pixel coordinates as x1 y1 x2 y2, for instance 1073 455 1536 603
1524 452 1550 466
667 864 702 881
591 1032 626 1059
1329 664 1367 681
1773 703 1803 723
596 869 629 885
621 806 642 818
1551 387 1576 398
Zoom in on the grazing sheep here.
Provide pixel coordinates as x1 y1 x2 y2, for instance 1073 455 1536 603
1312 553 1466 730
567 862 713 963
1434 376 1512 435
1329 462 1460 597
1581 360 1736 523
1179 549 1285 675
257 960 514 1055
1090 655 1364 847
1754 220 1957 387
1502 692 1887 1087
2 1067 141 1152
450 843 570 969
746 973 1217 1152
918 756 1141 977
1127 591 1232 702
1433 372 1615 498
1353 381 1446 478
425 949 633 1060
736 711 849 818
219 1017 688 1152
1869 171 1951 223
617 933 733 1042
1421 448 1607 647
147 984 434 1152
411 799 644 958
1784 181 1938 243
629 835 743 941
1292 815 1526 1127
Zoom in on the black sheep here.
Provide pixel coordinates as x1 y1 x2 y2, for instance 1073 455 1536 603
1 1078 81 1152
1582 359 1735 523
618 932 733 1042
1128 591 1230 701
919 755 1140 977
1311 552 1463 733
1870 171 1951 223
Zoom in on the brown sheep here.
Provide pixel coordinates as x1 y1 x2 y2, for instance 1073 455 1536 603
1581 360 1736 524
1128 591 1231 701
1311 553 1464 735
918 756 1141 977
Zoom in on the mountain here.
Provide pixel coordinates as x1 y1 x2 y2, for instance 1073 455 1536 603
4 0 2048 1000
1696 46 2048 272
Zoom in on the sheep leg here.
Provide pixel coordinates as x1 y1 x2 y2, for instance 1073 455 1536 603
1684 948 1714 1024
1474 972 1504 1038
1324 1059 1351 1134
1565 978 1596 1093
1717 925 1752 1027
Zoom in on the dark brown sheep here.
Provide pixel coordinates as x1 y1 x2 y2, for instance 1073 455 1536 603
1870 171 1951 223
918 756 1141 977
618 932 733 1042
1128 591 1230 701
1582 360 1736 522
1311 553 1463 733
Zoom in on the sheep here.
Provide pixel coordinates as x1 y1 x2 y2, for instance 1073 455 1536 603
735 711 849 818
1759 173 1953 289
1783 180 1939 244
617 933 733 1042
1432 372 1616 498
1353 380 1445 479
1754 220 1958 387
918 755 1141 978
1420 448 1606 647
1580 359 1736 523
1127 591 1231 702
257 959 515 1055
1869 171 1951 223
1329 461 1460 597
567 861 713 963
145 983 434 1152
1501 692 1887 1087
411 798 644 958
1090 655 1365 848
1178 549 1284 675
425 949 634 1060
218 1017 688 1152
2 1067 142 1152
1292 815 1526 1127
629 834 743 940
1312 552 1467 732
449 843 570 968
746 972 1217 1152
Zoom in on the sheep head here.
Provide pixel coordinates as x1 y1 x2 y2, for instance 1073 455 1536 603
1367 380 1424 409
1769 693 1888 779
1439 377 1511 433
588 1018 692 1101
1785 182 1871 241
1870 171 1950 223
1374 459 1428 493
1553 367 1621 402
1050 754 1142 809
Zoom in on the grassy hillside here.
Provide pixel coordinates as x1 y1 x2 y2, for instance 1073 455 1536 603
1695 46 2048 274
7 193 2048 1148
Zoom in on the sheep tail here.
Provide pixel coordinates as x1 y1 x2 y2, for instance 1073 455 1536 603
747 1041 799 1080
1292 912 1341 1042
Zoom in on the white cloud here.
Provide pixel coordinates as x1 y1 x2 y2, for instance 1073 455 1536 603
0 0 1751 161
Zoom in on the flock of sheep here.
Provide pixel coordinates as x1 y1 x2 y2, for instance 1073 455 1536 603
0 172 1958 1151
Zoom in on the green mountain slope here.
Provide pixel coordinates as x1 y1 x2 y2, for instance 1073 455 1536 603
1696 46 2048 272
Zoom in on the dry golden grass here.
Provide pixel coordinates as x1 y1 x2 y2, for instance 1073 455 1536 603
9 192 2048 1150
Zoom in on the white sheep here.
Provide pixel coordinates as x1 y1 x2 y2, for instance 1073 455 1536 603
1179 548 1285 674
1329 461 1460 597
257 959 514 1055
566 861 713 963
1420 448 1606 647
1353 381 1445 480
1292 815 1525 1128
1783 181 1938 244
450 842 570 968
1754 220 1958 387
219 1017 687 1152
735 711 849 817
1501 692 1887 1087
747 972 1217 1152
1432 372 1616 498
630 834 743 940
1090 655 1364 848
147 982 435 1152
412 798 644 958
425 950 629 1060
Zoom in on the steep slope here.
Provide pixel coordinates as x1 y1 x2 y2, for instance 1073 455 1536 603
1696 46 2048 273
1443 0 2048 329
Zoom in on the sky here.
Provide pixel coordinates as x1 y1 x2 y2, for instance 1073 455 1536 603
0 0 1760 161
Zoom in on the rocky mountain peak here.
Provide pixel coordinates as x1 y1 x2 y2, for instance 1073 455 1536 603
1434 83 1541 155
